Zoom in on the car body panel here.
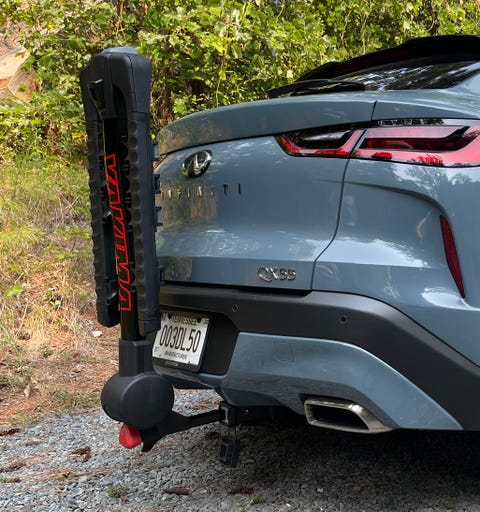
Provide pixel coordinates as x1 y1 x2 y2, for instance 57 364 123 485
154 284 480 429
314 158 480 365
194 333 461 430
153 37 480 431
157 136 352 290
372 90 480 120
158 95 377 154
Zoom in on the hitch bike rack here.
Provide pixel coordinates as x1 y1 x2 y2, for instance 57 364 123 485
80 47 273 467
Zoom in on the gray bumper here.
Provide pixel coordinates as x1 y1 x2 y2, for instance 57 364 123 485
157 332 460 430
154 285 480 430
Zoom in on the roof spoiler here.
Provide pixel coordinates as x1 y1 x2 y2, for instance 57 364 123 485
299 34 480 81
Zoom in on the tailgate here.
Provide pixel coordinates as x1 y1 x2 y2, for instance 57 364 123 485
156 95 377 290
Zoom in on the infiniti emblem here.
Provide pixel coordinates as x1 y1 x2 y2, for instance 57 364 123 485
182 150 212 178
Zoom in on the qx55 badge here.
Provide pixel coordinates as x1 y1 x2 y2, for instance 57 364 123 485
182 150 212 178
258 267 296 283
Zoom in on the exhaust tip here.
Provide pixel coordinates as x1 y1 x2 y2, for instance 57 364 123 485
304 397 392 434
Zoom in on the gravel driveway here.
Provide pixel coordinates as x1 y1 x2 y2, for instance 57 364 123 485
1 389 480 512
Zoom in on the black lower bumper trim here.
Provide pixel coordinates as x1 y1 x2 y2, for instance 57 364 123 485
159 284 480 429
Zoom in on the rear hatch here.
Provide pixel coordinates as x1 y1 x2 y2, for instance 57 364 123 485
156 35 480 292
155 95 377 290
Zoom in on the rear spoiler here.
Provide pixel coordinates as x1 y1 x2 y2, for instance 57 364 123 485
299 34 480 81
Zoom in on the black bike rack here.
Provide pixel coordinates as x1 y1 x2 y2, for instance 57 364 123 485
80 48 175 432
80 47 160 336
80 48 274 467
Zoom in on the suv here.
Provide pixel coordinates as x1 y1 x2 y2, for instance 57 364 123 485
81 35 480 463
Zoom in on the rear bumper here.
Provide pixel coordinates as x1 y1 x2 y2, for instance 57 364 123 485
153 285 480 430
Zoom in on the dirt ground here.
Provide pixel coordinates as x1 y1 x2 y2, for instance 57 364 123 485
0 309 118 427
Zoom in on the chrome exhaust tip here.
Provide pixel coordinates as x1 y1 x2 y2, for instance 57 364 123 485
304 397 392 434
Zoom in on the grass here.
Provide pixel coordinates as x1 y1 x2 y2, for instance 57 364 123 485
107 484 129 499
11 411 47 427
0 153 122 427
0 154 93 387
49 390 99 410
248 496 266 505
60 350 100 364
0 364 32 389
235 495 267 511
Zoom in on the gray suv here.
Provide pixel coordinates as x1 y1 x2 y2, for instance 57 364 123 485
81 34 480 464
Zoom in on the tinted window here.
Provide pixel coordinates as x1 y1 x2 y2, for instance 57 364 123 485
340 61 480 90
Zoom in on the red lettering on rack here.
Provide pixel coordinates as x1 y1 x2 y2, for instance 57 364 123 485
105 153 133 311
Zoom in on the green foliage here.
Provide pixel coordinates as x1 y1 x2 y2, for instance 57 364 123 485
107 484 129 499
318 0 480 57
2 0 120 156
4 285 23 297
0 0 480 155
137 0 326 121
2 0 328 146
3 0 480 156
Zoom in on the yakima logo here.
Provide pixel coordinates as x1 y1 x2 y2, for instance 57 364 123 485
105 153 132 311
258 267 296 282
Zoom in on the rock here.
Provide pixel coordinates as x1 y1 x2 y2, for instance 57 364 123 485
0 44 30 100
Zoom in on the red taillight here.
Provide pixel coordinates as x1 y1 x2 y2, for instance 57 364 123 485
277 129 364 157
277 122 480 167
353 125 480 166
440 215 465 298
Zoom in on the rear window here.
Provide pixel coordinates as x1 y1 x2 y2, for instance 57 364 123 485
340 61 480 90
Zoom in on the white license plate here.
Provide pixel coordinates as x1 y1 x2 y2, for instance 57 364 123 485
153 312 210 370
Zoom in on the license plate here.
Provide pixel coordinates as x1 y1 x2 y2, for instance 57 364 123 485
153 312 210 370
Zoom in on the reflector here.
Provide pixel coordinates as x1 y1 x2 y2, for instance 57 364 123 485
119 424 142 449
440 216 465 298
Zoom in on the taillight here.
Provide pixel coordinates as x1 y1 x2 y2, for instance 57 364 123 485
440 215 465 298
353 125 480 166
277 129 364 157
277 122 480 167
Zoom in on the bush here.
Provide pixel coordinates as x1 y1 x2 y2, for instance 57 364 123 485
2 0 480 156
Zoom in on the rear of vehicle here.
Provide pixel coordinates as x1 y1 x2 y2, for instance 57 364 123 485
153 35 480 433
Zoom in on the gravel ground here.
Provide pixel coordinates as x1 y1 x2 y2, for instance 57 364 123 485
1 389 480 512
